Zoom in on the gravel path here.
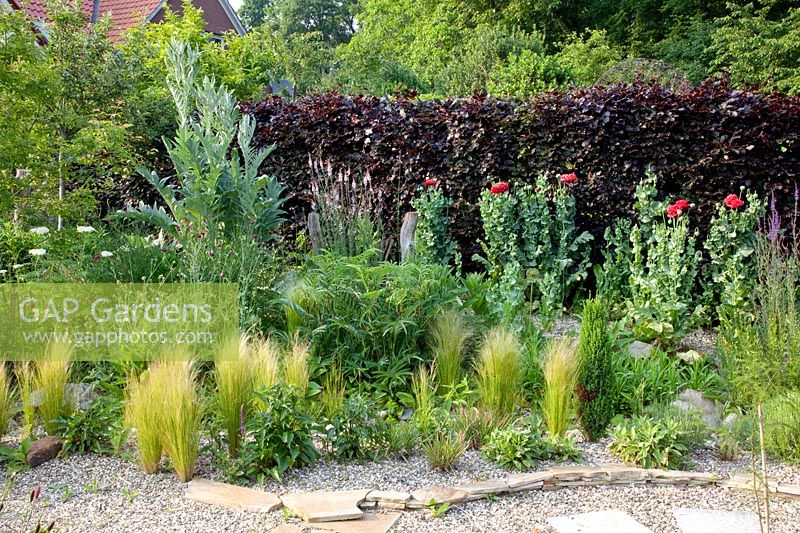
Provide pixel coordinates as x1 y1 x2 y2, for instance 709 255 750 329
2 439 798 533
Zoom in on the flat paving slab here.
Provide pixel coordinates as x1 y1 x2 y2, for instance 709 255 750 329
547 509 653 533
281 488 370 523
312 512 402 533
185 478 282 512
671 508 762 533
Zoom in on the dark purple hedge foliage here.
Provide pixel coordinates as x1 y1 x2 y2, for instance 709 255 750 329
242 80 800 265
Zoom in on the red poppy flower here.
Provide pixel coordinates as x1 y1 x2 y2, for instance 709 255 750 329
559 173 578 185
490 182 509 194
724 194 745 209
424 179 438 187
666 204 682 218
674 199 690 211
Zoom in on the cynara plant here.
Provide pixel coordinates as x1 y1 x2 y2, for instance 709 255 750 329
112 40 284 323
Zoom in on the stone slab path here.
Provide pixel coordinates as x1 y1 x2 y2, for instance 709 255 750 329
671 508 762 533
185 477 282 512
281 488 370 523
547 509 653 533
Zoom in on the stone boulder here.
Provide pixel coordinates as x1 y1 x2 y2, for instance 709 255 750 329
671 389 721 427
26 436 64 467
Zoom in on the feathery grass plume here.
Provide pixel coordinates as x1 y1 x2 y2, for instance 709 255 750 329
430 309 471 393
16 362 36 437
214 335 251 456
152 354 202 482
283 337 310 394
35 344 74 435
320 366 345 418
411 364 435 422
423 428 468 471
251 337 281 391
0 363 17 437
576 298 617 441
540 338 580 437
475 327 523 417
125 367 163 474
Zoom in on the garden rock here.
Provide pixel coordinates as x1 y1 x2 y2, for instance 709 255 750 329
676 349 704 364
548 509 653 532
185 478 282 512
281 488 370 523
627 341 653 359
313 512 401 533
25 436 64 467
270 525 303 533
671 508 761 533
29 383 95 410
671 389 722 427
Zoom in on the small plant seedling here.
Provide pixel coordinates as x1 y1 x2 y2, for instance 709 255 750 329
427 499 451 518
281 507 293 521
82 478 101 494
121 488 139 503
485 492 499 502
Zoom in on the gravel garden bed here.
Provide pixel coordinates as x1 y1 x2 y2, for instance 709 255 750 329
2 436 799 533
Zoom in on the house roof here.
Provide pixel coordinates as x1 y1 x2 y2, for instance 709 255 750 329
10 0 245 41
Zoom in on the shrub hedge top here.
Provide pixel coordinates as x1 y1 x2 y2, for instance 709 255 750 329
243 80 800 265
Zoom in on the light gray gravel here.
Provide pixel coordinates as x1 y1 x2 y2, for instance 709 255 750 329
2 437 799 533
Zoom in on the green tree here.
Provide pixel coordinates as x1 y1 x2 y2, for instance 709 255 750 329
240 0 357 45
711 1 800 94
576 298 617 441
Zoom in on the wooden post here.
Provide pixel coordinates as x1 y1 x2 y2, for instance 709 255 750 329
308 212 322 255
400 211 418 263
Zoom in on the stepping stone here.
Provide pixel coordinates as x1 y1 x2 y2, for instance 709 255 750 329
312 512 401 533
186 478 282 512
281 489 370 523
671 508 761 533
548 509 653 533
410 485 469 506
271 526 303 533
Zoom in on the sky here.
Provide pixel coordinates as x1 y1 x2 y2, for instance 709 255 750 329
229 0 242 11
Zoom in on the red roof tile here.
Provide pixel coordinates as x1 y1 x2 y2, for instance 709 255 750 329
15 0 243 42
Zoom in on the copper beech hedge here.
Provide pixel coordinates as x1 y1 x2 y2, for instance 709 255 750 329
242 80 800 265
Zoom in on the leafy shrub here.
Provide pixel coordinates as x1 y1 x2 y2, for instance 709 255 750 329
609 416 689 469
411 181 459 267
287 251 464 400
720 212 800 406
475 327 523 418
56 394 129 456
235 385 318 482
612 348 722 415
323 394 388 462
540 338 579 437
594 218 633 307
576 299 617 441
641 403 710 450
482 415 551 471
482 415 582 470
243 84 800 269
762 391 800 465
429 310 471 393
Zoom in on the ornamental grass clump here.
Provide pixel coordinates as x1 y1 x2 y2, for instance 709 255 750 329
283 338 310 395
422 427 468 471
153 359 202 482
475 327 523 418
0 363 16 437
250 337 281 392
430 309 471 393
16 362 36 437
576 299 617 441
35 345 74 436
214 336 251 456
125 369 164 474
540 338 579 437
